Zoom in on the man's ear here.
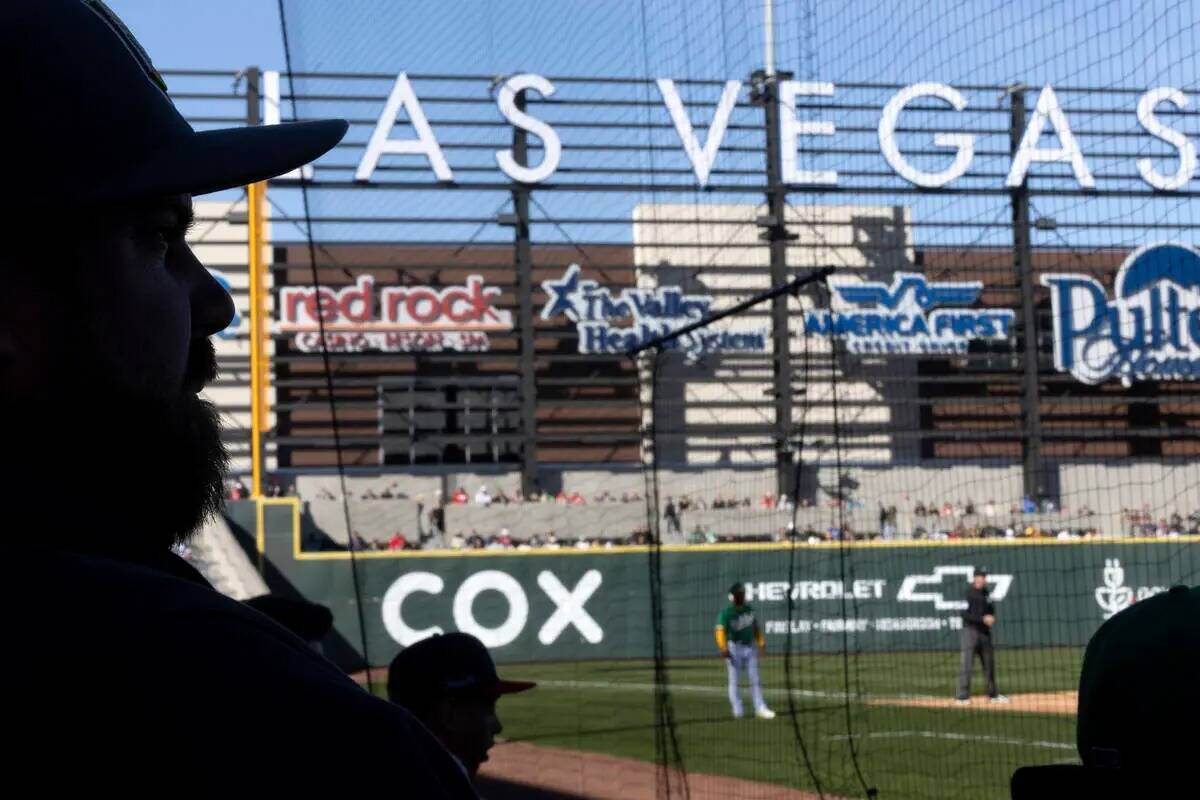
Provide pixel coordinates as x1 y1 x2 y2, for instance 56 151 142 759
432 696 457 736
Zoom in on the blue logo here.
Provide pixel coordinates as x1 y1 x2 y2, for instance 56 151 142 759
209 269 241 340
807 272 1014 355
540 264 766 359
1042 242 1200 385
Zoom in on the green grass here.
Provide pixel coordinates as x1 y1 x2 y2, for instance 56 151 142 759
378 648 1084 800
492 652 1084 800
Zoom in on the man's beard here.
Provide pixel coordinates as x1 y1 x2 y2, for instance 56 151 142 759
3 370 228 555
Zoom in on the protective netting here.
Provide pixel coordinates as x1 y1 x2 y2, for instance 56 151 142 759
243 1 1200 797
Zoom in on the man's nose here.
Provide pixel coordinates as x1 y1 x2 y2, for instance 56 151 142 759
184 246 236 337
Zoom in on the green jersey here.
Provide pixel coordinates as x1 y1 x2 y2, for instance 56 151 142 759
716 604 757 645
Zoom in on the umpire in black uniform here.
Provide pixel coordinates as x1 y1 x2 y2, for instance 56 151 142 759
956 567 1009 704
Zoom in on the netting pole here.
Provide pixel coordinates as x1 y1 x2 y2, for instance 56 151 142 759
1007 84 1046 504
508 86 539 498
752 69 799 498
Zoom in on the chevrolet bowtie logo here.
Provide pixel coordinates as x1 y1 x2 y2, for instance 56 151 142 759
896 566 1013 610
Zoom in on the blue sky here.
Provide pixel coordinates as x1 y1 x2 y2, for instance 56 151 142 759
108 0 283 72
106 1 1198 250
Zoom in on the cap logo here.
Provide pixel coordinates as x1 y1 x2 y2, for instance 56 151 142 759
80 0 168 94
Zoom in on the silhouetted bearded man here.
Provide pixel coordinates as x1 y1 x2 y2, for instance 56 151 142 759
3 2 476 796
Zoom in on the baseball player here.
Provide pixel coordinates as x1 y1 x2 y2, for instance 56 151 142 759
715 582 776 719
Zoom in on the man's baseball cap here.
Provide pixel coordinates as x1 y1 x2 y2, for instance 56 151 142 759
1010 585 1198 798
387 633 536 710
973 566 988 577
2 0 346 207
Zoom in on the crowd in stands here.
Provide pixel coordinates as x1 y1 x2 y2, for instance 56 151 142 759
227 477 294 500
1120 507 1200 537
277 478 1200 551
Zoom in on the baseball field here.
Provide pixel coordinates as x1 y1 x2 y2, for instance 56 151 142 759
373 647 1081 799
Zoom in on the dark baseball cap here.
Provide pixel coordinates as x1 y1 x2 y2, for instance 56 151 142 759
973 566 988 577
2 0 346 208
387 633 536 709
1010 585 1199 798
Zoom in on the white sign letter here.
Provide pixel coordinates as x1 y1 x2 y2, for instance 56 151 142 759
356 72 452 183
381 572 444 645
453 570 528 648
1136 87 1196 191
879 83 974 188
658 79 742 188
537 570 604 645
1006 85 1094 189
779 81 837 185
263 71 314 180
495 73 562 184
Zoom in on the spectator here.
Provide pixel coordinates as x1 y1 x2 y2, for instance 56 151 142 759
0 10 511 785
664 497 682 535
451 487 469 505
546 532 560 549
880 504 898 540
1022 495 1037 513
1010 586 1197 798
386 633 535 784
449 532 466 550
567 491 586 505
983 500 996 519
387 533 407 551
474 485 492 507
497 528 514 548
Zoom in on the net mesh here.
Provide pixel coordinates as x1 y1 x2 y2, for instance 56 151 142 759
245 1 1200 797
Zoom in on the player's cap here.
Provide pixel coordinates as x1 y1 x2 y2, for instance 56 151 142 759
729 582 746 595
2 0 346 209
973 566 988 577
1010 585 1198 797
387 633 536 709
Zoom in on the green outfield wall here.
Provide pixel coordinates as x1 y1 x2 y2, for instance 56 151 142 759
228 500 1200 665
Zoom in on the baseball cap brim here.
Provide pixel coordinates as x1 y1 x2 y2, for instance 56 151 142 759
1011 764 1186 798
82 119 348 204
492 679 537 696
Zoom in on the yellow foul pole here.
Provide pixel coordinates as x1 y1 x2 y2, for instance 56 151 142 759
247 180 269 500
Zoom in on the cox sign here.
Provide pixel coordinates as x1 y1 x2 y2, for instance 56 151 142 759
381 568 604 649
